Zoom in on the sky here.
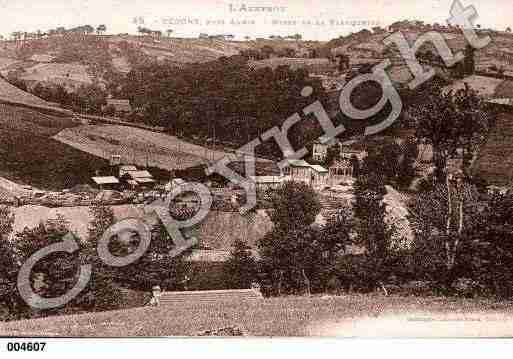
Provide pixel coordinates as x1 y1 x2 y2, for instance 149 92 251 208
0 0 512 41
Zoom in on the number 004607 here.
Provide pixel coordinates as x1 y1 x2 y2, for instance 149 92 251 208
7 342 46 352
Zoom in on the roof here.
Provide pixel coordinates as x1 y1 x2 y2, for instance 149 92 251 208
135 177 156 184
92 176 119 185
127 170 153 179
486 98 513 107
228 161 281 176
315 135 338 145
120 165 138 171
284 159 312 168
310 165 328 173
330 159 352 168
171 178 186 186
250 176 283 183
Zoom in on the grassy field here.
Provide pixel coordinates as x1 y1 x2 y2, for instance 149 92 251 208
54 124 272 171
20 62 92 86
2 295 513 337
493 79 513 98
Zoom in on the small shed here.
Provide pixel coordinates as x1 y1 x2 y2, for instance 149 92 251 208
122 170 156 189
91 176 120 190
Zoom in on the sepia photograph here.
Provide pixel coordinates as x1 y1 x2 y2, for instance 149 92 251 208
0 0 513 350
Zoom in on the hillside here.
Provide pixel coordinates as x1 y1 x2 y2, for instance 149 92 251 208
0 102 109 190
474 113 513 185
2 27 513 93
0 35 320 90
0 75 59 107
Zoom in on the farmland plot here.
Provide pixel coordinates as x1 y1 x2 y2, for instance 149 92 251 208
54 124 272 171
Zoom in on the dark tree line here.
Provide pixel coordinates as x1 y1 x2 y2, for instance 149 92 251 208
118 56 329 158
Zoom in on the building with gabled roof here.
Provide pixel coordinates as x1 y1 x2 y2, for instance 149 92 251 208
120 169 156 188
282 159 328 189
91 176 120 190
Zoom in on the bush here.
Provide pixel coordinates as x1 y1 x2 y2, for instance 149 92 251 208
223 239 258 289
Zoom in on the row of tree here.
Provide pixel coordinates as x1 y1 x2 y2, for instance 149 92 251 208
10 25 107 42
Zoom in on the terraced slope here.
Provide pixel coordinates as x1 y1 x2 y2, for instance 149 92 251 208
54 124 272 171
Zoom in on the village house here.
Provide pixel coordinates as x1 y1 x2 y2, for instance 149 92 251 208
91 176 120 190
312 140 329 162
282 159 329 189
120 169 156 189
339 139 367 161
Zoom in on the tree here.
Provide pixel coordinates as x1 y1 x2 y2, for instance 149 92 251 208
397 137 418 189
464 44 475 75
351 152 399 290
350 155 360 178
166 29 173 38
10 209 122 316
0 206 25 320
268 181 321 232
88 205 115 248
83 25 95 35
409 83 489 183
121 57 327 159
325 145 339 166
96 24 107 35
467 193 513 297
260 45 275 59
506 27 512 33
336 54 350 72
408 180 480 286
258 181 337 295
14 217 85 317
223 239 257 289
322 207 353 262
72 84 107 114
353 169 391 257
259 226 328 295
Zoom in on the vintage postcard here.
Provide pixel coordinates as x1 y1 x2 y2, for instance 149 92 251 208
0 0 513 348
